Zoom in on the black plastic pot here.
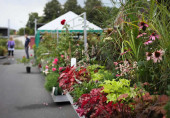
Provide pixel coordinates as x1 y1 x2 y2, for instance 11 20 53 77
26 66 31 73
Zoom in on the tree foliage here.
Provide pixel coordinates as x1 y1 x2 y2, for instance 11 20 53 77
43 0 62 22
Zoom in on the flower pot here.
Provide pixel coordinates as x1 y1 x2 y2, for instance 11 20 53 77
26 66 31 73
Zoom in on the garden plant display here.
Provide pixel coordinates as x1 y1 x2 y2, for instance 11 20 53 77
34 0 169 118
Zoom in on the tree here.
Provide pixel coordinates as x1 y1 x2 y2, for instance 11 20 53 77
84 0 103 27
63 0 84 14
26 12 39 29
43 0 62 22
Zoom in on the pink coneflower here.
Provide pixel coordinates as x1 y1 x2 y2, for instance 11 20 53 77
146 52 152 61
59 67 63 71
137 32 147 38
52 68 56 71
149 32 159 40
152 49 164 63
144 40 152 45
139 21 149 31
61 55 64 58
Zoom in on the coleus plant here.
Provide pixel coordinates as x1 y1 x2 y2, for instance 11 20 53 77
100 79 137 103
58 66 90 92
76 87 132 118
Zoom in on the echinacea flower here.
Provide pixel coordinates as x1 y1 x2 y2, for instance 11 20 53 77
146 52 152 61
61 19 66 25
144 40 152 45
137 32 147 38
139 21 149 31
149 32 159 40
52 68 56 71
59 67 63 71
152 49 164 63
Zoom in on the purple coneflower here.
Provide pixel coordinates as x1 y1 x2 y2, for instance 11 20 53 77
146 52 152 61
139 22 149 31
137 32 147 38
152 49 164 63
144 40 152 45
149 32 159 40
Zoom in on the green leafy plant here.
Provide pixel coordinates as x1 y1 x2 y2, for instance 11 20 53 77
100 79 137 103
0 46 7 56
44 72 62 94
70 81 99 102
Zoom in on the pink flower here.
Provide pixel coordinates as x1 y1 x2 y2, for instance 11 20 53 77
114 62 118 66
77 44 80 46
59 67 63 71
149 32 159 40
116 74 121 77
152 49 164 63
52 68 56 71
30 54 33 56
144 40 152 45
61 55 64 58
45 65 48 69
139 21 149 31
146 52 152 61
120 49 130 56
53 58 58 65
61 19 66 25
137 32 147 38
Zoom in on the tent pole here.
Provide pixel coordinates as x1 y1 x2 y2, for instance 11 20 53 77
34 19 37 35
84 12 87 52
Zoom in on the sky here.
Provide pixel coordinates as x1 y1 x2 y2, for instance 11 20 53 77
0 0 117 30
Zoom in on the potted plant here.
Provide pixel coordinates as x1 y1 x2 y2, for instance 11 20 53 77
17 55 34 73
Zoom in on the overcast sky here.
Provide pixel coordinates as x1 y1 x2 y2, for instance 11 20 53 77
0 0 117 30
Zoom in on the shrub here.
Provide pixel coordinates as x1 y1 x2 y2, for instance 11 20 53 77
14 39 24 49
0 39 7 47
44 72 60 92
0 46 7 56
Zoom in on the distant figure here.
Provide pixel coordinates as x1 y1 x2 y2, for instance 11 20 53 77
7 37 15 60
25 34 30 59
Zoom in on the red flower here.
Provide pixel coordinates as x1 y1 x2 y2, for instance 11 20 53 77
61 19 66 25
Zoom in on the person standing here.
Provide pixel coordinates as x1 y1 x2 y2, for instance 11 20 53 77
25 34 30 59
7 36 15 60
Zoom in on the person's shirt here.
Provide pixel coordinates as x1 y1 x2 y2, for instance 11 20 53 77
25 37 30 47
7 40 15 51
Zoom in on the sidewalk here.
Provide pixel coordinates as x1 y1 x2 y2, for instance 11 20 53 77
0 50 78 118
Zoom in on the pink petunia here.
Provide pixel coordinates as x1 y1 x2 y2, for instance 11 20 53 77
149 32 159 41
53 58 58 65
59 67 63 71
52 68 56 71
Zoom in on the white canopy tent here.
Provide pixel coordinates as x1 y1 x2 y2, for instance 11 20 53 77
38 11 102 32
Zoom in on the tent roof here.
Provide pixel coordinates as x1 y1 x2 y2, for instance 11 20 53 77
38 11 102 31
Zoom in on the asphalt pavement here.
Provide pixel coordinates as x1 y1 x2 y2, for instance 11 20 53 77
0 49 78 118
